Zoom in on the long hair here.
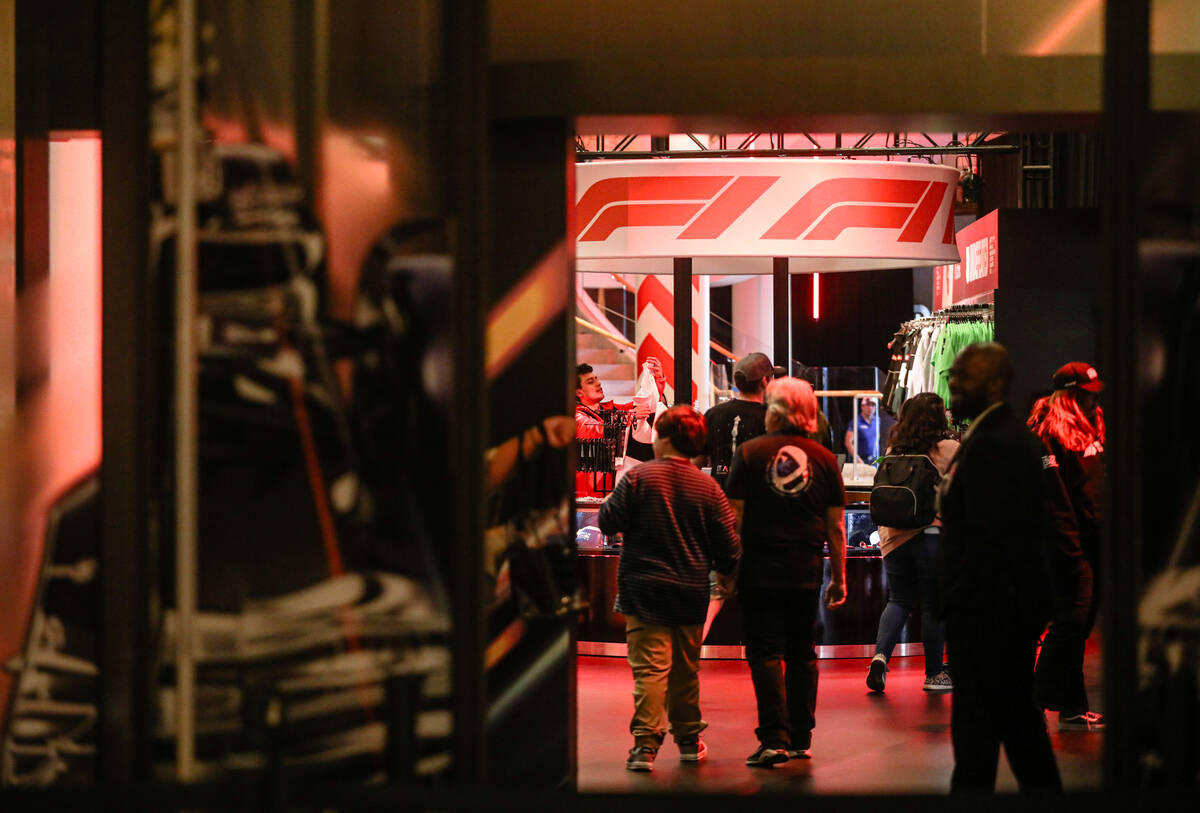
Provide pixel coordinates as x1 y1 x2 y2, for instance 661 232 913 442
1027 390 1105 452
887 392 952 455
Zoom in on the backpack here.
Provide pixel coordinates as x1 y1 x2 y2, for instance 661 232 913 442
869 454 941 529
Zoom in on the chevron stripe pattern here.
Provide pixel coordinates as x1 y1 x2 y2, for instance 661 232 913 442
635 274 707 406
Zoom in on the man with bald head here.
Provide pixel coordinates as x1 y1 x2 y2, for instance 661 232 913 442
939 342 1061 792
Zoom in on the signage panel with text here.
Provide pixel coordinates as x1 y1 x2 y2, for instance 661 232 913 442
933 209 999 308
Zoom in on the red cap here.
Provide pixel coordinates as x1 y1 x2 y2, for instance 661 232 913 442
1052 361 1103 393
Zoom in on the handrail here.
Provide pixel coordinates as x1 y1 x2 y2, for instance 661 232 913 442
814 390 883 398
609 273 636 294
575 316 636 349
710 340 736 360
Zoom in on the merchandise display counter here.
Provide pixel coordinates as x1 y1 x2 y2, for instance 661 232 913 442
575 487 925 659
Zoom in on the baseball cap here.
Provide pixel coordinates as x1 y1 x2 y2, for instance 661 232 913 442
733 352 774 389
1052 361 1103 392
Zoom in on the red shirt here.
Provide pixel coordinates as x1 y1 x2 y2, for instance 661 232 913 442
575 401 635 499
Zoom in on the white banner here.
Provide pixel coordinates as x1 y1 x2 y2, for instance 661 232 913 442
576 159 962 271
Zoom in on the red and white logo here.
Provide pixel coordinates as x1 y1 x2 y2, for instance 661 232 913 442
577 175 778 242
576 159 961 267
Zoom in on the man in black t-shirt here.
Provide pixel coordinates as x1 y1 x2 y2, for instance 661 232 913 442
725 376 847 767
702 352 773 488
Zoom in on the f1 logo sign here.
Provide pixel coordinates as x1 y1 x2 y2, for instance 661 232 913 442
576 175 779 242
762 178 954 244
576 174 954 245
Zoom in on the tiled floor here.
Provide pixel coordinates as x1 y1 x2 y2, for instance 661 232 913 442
577 649 1103 794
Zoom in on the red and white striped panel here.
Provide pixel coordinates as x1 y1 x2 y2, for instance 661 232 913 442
635 274 707 406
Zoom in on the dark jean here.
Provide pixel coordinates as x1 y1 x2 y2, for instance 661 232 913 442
740 585 820 750
874 529 946 677
947 615 1062 793
1035 551 1097 714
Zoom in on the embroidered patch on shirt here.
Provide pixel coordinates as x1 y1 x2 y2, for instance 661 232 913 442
767 445 813 496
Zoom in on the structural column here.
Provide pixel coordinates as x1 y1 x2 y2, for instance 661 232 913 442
673 258 691 406
773 257 790 373
1100 0 1148 789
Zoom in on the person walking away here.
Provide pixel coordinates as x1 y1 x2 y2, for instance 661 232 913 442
866 392 958 693
702 352 774 488
598 406 741 772
1028 361 1107 731
939 342 1061 792
725 377 847 767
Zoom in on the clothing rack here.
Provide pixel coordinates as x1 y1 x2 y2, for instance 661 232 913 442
901 303 994 332
885 304 996 416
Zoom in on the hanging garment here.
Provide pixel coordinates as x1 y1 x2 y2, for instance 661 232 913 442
881 330 908 412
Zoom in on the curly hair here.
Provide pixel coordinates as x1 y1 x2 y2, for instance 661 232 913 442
887 392 953 455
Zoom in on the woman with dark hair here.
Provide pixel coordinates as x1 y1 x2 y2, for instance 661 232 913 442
866 392 959 693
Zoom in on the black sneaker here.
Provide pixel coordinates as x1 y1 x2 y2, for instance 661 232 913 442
866 653 888 693
786 747 812 759
678 737 708 762
625 745 657 772
745 744 789 768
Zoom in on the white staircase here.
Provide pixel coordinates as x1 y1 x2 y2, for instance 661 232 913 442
577 330 638 399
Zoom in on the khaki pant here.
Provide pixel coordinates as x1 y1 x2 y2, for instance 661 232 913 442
625 614 706 749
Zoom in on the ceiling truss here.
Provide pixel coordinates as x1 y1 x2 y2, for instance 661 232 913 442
575 132 1016 162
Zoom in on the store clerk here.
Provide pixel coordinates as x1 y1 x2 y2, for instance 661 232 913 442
844 396 889 464
576 363 655 498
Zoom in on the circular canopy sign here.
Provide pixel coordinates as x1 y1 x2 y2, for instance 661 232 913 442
575 159 962 272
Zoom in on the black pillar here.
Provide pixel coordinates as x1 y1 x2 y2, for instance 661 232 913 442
446 0 489 784
674 258 692 405
1101 0 1148 789
100 0 153 783
773 257 790 372
15 0 49 386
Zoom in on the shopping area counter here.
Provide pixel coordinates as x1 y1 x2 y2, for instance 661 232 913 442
575 486 926 660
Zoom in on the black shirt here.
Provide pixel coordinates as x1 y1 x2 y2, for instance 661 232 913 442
725 432 845 589
938 404 1054 634
704 399 768 488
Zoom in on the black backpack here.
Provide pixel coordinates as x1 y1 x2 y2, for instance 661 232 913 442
869 454 941 529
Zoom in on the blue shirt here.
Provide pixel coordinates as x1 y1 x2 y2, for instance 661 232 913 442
854 413 881 461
